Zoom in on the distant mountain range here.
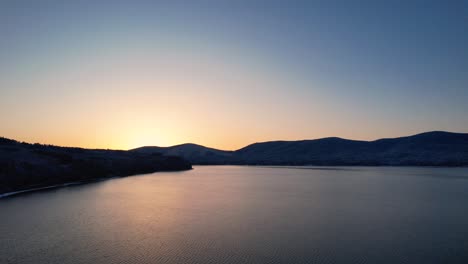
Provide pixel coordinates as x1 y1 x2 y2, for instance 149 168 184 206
132 131 468 166
2 131 468 196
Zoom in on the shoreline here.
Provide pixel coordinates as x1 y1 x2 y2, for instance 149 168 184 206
0 182 85 198
0 177 119 199
0 168 192 199
3 165 467 199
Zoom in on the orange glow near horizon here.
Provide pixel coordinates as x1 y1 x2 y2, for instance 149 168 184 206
1 20 466 150
1 1 468 152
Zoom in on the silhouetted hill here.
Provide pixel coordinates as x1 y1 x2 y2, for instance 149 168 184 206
0 138 192 195
134 143 234 164
132 131 468 166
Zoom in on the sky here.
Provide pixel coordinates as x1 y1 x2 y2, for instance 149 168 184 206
1 0 467 150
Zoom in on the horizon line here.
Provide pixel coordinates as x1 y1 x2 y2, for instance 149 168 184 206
2 130 467 152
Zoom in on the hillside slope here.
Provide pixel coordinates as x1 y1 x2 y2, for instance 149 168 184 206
0 138 192 194
134 143 234 164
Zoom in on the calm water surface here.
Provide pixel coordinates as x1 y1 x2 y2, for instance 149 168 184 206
1 166 468 264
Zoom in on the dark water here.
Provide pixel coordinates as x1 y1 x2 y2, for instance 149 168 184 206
1 166 468 264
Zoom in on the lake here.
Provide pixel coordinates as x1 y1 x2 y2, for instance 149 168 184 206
1 166 468 264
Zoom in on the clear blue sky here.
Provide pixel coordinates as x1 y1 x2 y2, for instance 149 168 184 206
1 1 467 149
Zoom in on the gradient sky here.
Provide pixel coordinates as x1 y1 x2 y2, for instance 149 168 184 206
1 1 467 150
